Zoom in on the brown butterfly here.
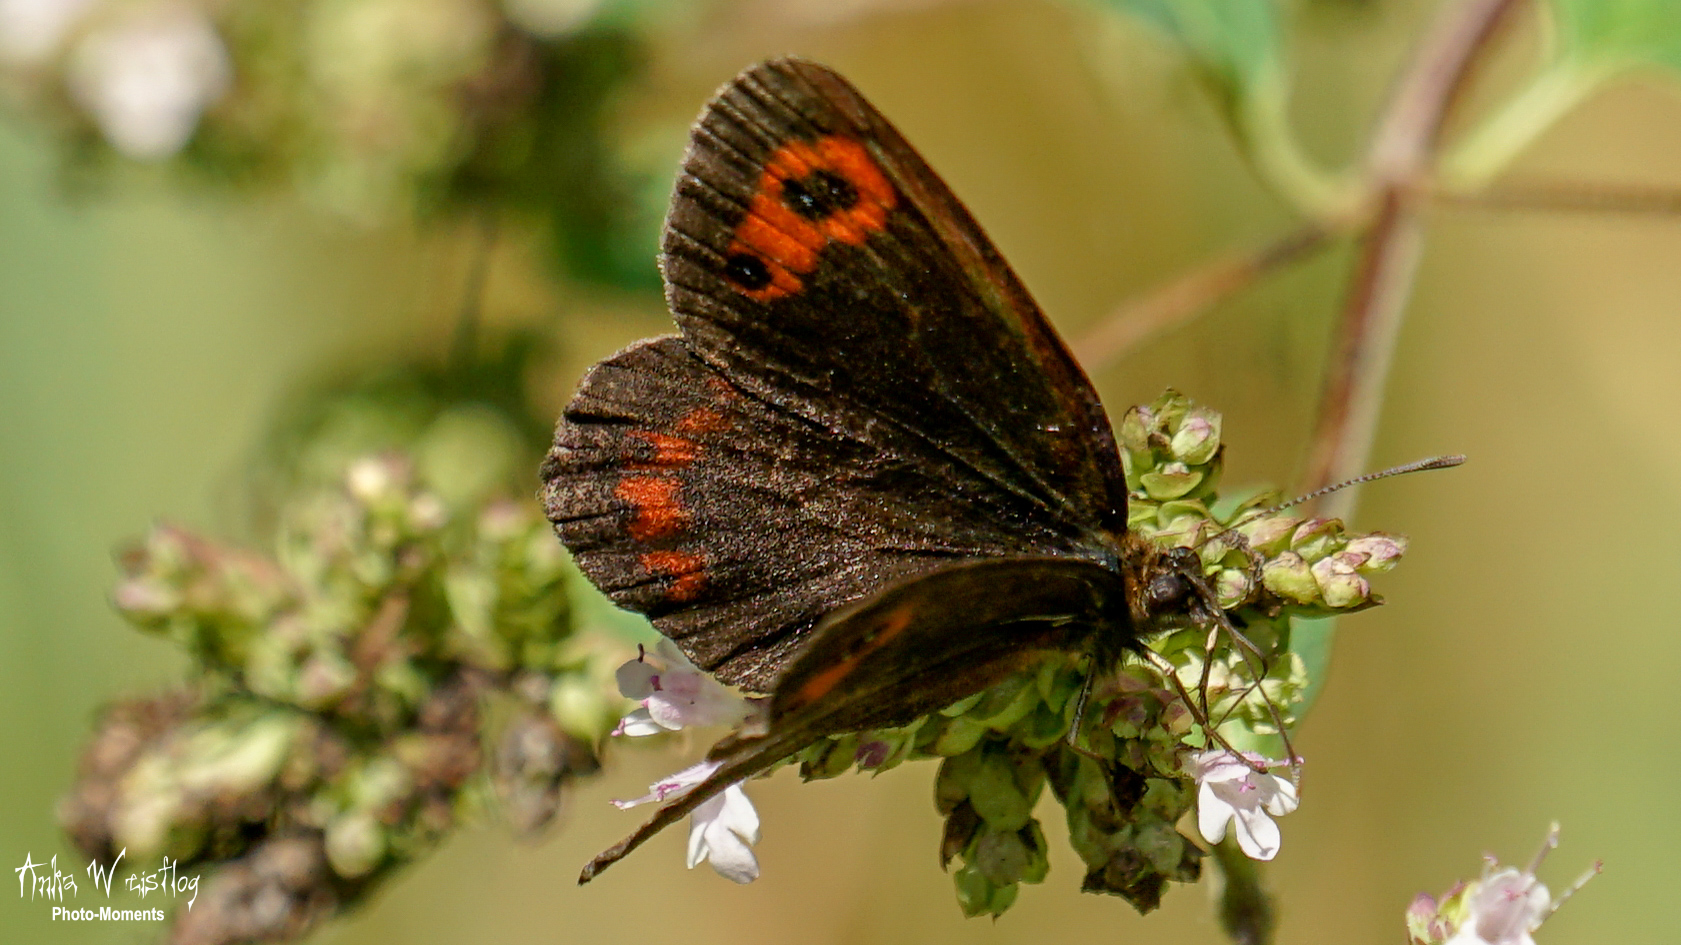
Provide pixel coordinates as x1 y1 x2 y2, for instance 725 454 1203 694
542 57 1221 883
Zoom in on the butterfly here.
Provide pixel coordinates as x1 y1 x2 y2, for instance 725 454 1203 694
541 57 1222 883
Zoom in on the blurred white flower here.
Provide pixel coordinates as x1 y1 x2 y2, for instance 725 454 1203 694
1413 825 1601 945
612 758 761 884
501 0 601 38
1444 866 1551 945
612 638 755 736
0 0 92 64
68 7 229 159
1188 749 1299 861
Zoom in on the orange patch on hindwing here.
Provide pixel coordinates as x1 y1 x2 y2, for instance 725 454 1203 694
615 476 689 541
640 550 707 602
722 135 897 301
786 606 916 710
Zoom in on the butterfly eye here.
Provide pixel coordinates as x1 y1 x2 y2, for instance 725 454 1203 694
1144 570 1194 615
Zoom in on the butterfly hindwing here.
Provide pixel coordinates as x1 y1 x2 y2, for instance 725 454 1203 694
770 557 1125 732
576 556 1128 884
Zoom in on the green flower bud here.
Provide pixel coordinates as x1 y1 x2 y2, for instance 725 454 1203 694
1290 517 1342 560
1236 514 1300 557
1141 462 1203 501
1169 412 1221 466
1119 404 1154 459
966 751 1034 831
548 674 617 744
325 812 385 878
954 864 1020 918
1346 533 1407 572
1261 552 1318 604
931 715 988 757
1214 568 1252 609
1312 552 1373 608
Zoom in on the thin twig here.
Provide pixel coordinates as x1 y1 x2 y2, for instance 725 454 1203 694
1301 191 1428 520
1302 0 1527 516
449 209 501 376
1071 224 1333 370
1436 179 1681 216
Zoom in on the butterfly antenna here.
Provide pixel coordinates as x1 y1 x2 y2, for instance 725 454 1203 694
1195 454 1465 553
1264 454 1459 517
1262 454 1464 519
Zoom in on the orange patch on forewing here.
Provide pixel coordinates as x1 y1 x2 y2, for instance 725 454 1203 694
640 550 707 602
615 476 689 541
724 135 898 301
628 430 700 468
785 606 915 710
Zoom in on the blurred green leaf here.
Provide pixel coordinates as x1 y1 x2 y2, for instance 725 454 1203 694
1288 615 1335 719
1097 0 1283 112
1446 1 1681 188
1086 0 1354 216
1548 0 1681 75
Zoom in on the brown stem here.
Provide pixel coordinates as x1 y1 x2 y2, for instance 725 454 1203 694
1436 179 1681 216
1300 191 1427 519
1302 0 1527 512
1070 224 1334 370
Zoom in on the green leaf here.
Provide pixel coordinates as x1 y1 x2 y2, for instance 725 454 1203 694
1548 0 1681 75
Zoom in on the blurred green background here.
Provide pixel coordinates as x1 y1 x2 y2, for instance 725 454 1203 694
3 0 1678 942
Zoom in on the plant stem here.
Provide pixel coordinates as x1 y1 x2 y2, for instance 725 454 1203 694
1435 178 1681 215
1440 64 1592 189
1301 0 1527 516
1212 835 1277 945
1070 224 1333 368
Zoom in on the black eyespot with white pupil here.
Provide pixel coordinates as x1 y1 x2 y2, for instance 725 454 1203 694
781 170 859 220
724 253 771 290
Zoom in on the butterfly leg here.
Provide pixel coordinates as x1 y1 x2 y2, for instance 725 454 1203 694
1140 647 1255 765
1188 585 1302 784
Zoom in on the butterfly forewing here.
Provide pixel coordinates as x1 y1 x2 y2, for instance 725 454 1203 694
663 59 1129 535
545 337 1076 689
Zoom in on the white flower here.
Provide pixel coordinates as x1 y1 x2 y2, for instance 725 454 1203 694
612 639 754 736
67 7 229 160
686 784 760 883
612 759 761 883
1443 867 1550 945
1188 749 1299 861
